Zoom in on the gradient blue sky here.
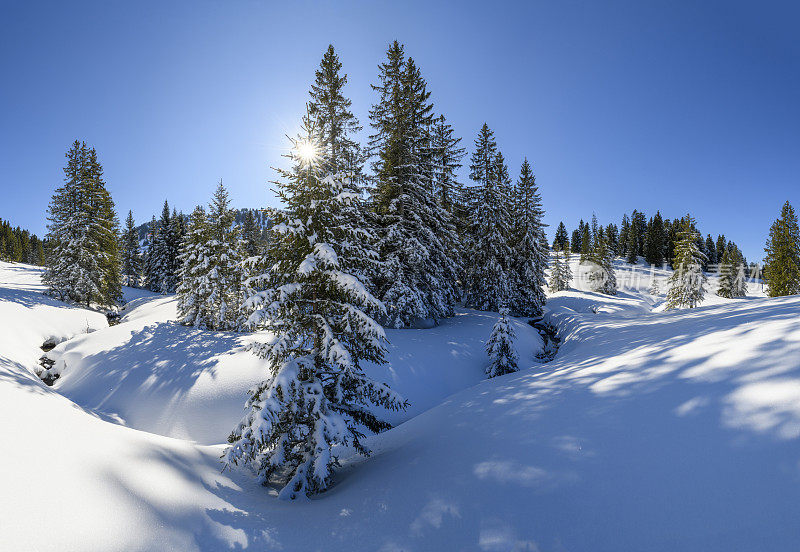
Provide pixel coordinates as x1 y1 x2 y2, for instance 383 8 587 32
1 0 798 260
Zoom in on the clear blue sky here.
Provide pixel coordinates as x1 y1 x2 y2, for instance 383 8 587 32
1 0 798 261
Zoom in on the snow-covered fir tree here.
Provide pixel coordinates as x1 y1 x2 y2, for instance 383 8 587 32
226 120 405 500
485 308 518 378
464 124 512 311
430 114 467 283
583 231 617 295
143 215 160 291
145 201 183 293
204 181 244 330
241 210 262 258
121 210 142 287
308 44 364 179
367 41 460 327
553 221 570 252
665 216 707 309
548 249 572 292
43 140 121 308
509 158 547 317
763 201 800 297
716 247 738 298
176 206 212 326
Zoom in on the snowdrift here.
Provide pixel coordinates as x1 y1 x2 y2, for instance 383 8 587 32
2 260 799 552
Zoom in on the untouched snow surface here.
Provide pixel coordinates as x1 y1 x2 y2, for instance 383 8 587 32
2 260 799 551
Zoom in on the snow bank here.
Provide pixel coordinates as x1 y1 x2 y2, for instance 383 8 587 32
3 260 799 551
50 294 544 442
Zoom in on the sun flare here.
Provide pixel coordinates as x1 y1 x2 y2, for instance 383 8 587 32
295 139 318 165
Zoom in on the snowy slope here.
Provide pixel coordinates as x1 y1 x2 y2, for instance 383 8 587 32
2 260 799 552
49 294 544 443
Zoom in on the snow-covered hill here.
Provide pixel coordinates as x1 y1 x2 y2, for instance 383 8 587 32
1 259 799 551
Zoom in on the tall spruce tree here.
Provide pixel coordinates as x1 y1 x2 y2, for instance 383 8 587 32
226 120 404 500
464 124 512 311
644 211 665 266
367 41 460 327
176 206 213 326
143 215 161 291
665 215 707 309
203 181 244 330
553 222 570 252
716 247 736 298
509 158 547 317
43 141 121 308
763 201 800 297
308 44 363 178
241 210 262 258
548 249 572 292
121 210 142 287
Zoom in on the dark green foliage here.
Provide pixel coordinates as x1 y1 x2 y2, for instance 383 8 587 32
553 222 570 252
763 201 800 297
0 218 45 265
644 211 666 266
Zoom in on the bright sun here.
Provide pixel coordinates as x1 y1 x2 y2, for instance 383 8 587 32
296 140 318 165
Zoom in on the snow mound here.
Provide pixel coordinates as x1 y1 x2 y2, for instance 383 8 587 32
3 260 799 551
49 295 544 443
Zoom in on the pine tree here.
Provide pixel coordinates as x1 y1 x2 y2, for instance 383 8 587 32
509 158 547 317
121 210 142 287
226 120 405 500
464 124 512 311
665 216 708 309
485 308 518 378
308 44 364 178
204 180 244 330
553 222 569 252
241 209 263 258
644 211 665 266
584 232 617 295
177 206 213 326
430 114 467 282
763 201 800 297
705 235 716 270
619 214 630 257
580 222 592 262
716 247 736 298
367 41 460 327
605 223 619 256
548 249 572 292
43 141 121 308
143 215 161 291
571 224 582 254
715 234 727 265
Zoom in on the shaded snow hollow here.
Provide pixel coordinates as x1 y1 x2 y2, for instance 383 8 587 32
1 260 799 551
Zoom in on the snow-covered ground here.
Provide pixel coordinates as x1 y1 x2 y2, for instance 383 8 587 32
2 259 799 551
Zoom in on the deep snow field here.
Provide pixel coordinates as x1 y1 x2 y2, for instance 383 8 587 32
1 259 799 551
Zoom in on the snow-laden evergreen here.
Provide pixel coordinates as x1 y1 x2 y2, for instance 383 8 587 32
204 181 243 330
145 202 183 294
485 308 518 378
367 41 460 327
43 140 121 308
464 123 512 311
666 216 708 309
764 201 800 297
509 158 547 316
176 183 243 330
226 122 405 500
583 232 617 296
548 249 572 292
176 206 212 327
121 210 142 287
